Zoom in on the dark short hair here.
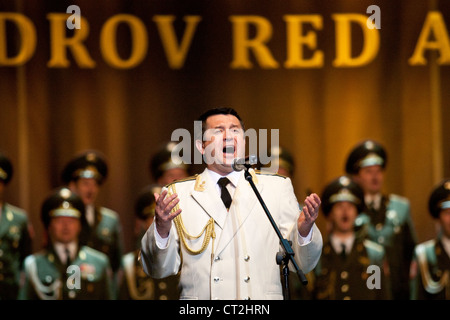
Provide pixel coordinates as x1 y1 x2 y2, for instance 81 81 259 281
196 107 245 140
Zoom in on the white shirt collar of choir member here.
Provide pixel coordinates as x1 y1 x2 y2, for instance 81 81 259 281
330 233 355 254
86 204 95 226
54 241 78 263
365 193 382 210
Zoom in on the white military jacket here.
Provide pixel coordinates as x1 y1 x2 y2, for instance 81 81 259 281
140 168 322 300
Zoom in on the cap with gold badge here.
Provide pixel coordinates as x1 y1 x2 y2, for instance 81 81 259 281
149 142 189 182
0 151 13 185
428 179 450 219
41 187 86 229
267 145 295 177
321 175 365 216
345 140 387 175
61 150 108 185
134 184 161 221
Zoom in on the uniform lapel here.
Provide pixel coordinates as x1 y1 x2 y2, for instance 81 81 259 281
190 169 228 230
47 245 66 272
0 205 11 238
189 169 264 255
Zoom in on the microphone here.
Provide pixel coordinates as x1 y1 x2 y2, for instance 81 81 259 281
232 155 258 171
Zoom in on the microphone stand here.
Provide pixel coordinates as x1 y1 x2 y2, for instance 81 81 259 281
243 166 308 300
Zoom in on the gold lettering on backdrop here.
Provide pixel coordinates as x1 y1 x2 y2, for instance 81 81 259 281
153 15 202 69
0 13 36 66
100 14 148 69
0 11 449 69
229 15 279 69
47 14 95 68
283 15 324 68
409 11 450 66
332 14 380 67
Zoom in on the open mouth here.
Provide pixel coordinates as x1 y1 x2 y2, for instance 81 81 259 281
223 146 235 154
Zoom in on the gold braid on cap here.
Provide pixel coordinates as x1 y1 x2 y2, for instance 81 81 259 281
167 183 215 257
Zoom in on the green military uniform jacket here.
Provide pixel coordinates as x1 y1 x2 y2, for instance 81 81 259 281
81 207 123 273
356 194 417 299
0 203 32 300
310 235 390 300
19 245 113 300
412 237 450 300
118 250 180 300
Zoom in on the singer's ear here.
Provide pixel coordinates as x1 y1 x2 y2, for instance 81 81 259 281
195 139 204 155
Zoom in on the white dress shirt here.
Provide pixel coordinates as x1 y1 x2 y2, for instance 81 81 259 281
86 204 95 226
330 234 355 255
54 241 78 265
365 193 382 210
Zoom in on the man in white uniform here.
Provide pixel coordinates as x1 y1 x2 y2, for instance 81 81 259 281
140 107 323 300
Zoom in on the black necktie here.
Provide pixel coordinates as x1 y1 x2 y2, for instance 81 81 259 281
218 177 232 209
368 200 376 212
340 243 347 260
64 247 71 267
